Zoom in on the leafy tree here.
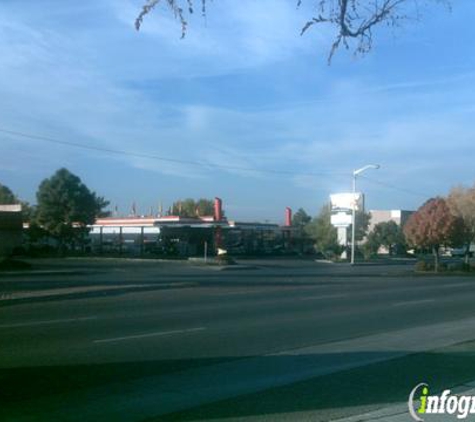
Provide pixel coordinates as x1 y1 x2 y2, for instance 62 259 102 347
363 230 381 258
196 198 216 216
171 198 216 217
291 208 312 253
366 220 406 256
351 209 371 243
36 168 110 250
292 208 311 227
0 183 34 223
135 0 450 62
20 202 35 223
404 197 465 272
0 183 18 204
305 204 341 256
447 185 475 264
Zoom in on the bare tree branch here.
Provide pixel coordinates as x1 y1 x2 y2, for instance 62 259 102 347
135 0 208 37
303 0 451 62
135 0 450 63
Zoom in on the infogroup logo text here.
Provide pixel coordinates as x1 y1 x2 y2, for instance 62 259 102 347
409 383 475 421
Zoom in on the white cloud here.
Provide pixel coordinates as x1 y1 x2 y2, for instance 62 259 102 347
108 0 325 78
1 1 475 217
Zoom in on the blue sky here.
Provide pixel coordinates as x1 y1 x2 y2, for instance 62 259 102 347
0 0 474 222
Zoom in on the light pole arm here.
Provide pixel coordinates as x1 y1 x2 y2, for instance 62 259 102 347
353 164 380 177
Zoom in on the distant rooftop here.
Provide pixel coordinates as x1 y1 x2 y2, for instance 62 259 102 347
0 204 22 212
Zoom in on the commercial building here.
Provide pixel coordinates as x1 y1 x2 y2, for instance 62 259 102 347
89 198 298 256
368 209 414 233
0 205 23 257
367 209 414 255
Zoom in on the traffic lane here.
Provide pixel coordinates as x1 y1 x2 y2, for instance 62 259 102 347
0 260 415 293
1 272 474 330
2 273 475 339
5 308 475 421
0 258 465 303
2 275 475 366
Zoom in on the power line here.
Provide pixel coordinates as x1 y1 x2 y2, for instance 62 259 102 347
359 174 428 199
0 127 432 200
0 127 346 178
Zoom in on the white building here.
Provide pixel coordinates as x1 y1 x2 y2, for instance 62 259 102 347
368 210 414 233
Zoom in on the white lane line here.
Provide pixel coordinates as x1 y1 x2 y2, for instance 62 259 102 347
444 283 474 289
0 316 98 328
300 294 348 301
93 327 206 344
213 285 330 298
213 289 280 297
392 299 436 307
211 287 302 297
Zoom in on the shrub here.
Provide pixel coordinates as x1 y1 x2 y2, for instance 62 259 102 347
447 262 464 272
216 254 236 265
415 260 432 272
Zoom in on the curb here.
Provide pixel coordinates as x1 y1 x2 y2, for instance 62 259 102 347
331 380 475 421
0 270 94 278
0 282 197 306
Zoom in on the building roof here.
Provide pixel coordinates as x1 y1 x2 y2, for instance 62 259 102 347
93 215 222 228
0 204 22 230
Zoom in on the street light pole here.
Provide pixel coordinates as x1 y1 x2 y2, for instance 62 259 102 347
351 174 357 265
351 164 380 265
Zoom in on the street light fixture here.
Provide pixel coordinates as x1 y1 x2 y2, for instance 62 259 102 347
351 164 380 265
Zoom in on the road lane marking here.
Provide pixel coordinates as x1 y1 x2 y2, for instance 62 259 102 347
0 316 98 328
212 285 332 298
211 287 307 297
443 283 473 289
392 299 436 307
93 327 206 344
300 293 348 301
212 289 273 297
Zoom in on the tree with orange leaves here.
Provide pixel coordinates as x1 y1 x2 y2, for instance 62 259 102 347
404 197 465 272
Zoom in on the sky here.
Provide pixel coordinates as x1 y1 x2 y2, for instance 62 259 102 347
0 0 474 223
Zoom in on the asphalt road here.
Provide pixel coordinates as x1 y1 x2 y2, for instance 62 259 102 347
2 258 475 421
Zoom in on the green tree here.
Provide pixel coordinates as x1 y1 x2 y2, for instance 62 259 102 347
305 204 341 256
36 168 109 250
171 198 216 217
292 208 312 227
404 197 465 272
351 210 371 243
196 198 215 216
363 230 381 258
0 183 18 204
0 183 36 223
291 208 312 254
366 220 406 256
20 202 35 223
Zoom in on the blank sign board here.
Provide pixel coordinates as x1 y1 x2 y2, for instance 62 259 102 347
330 212 352 227
330 193 364 212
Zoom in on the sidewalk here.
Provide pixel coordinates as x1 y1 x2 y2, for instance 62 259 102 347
14 317 475 422
332 381 475 421
0 281 197 303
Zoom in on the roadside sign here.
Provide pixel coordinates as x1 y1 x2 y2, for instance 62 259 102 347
330 212 352 228
330 193 364 212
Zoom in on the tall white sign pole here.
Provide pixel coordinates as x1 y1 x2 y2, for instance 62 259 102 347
351 174 357 265
351 164 380 265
